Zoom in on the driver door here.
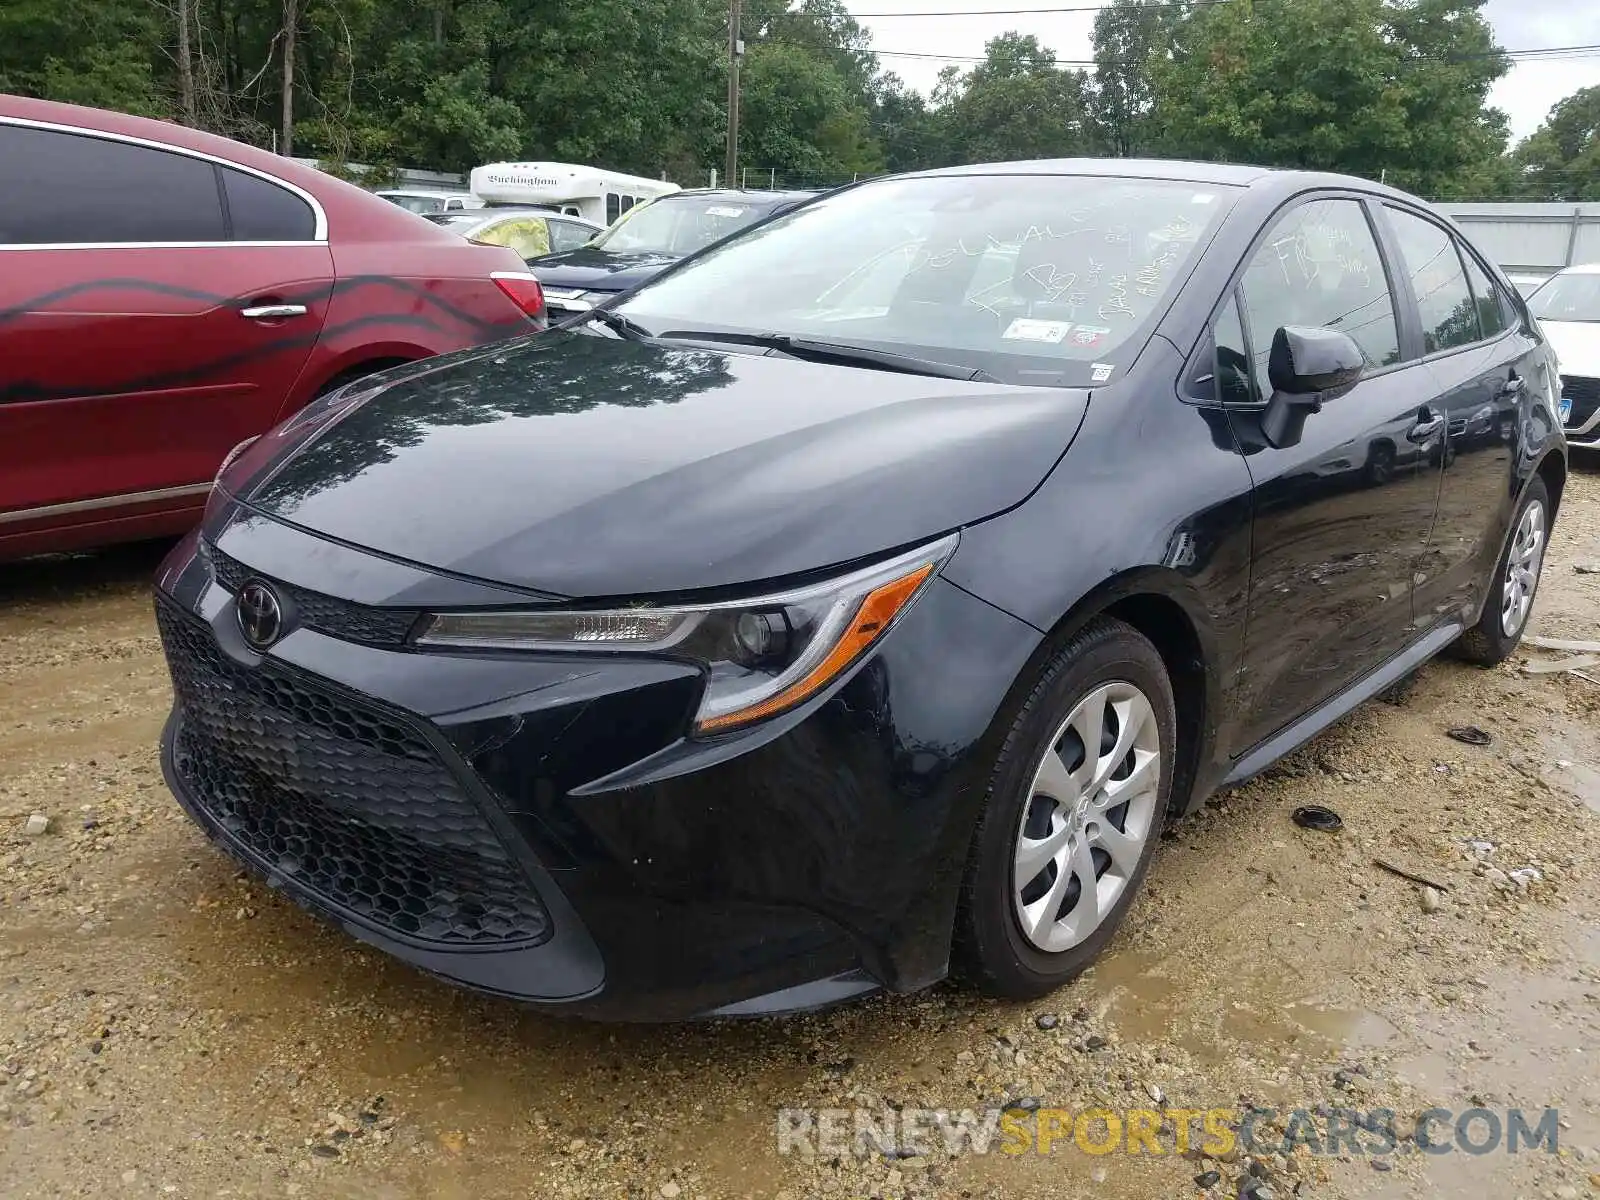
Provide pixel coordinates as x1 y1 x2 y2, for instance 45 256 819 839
1223 195 1446 751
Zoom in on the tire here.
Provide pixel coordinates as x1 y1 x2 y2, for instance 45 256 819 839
1364 441 1395 486
1454 476 1550 666
953 617 1176 999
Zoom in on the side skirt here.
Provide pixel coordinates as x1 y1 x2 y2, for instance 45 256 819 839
1222 621 1463 787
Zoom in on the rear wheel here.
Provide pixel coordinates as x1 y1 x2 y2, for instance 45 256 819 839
1454 477 1550 666
954 618 1175 999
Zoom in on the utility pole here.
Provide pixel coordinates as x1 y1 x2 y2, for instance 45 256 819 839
725 0 742 188
280 0 297 156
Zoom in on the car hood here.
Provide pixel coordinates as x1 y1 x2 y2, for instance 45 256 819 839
238 333 1088 598
1541 319 1600 378
528 247 681 292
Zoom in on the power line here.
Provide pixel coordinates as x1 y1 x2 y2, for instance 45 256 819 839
853 1 1210 14
866 40 1600 65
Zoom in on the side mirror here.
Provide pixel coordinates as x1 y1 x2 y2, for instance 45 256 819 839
1260 325 1365 449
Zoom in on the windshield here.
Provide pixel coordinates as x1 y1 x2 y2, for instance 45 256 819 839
382 194 446 214
1529 272 1600 323
591 195 779 256
615 174 1238 387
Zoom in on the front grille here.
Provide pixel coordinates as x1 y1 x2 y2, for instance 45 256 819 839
1563 375 1599 429
205 543 419 646
157 597 551 947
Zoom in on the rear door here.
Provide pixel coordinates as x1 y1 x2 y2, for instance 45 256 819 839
0 120 333 527
1378 204 1543 626
1223 195 1446 750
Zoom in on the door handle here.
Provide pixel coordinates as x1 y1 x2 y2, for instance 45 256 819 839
1407 408 1445 443
240 304 308 320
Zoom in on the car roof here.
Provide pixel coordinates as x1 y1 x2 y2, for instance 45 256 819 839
662 188 817 204
899 157 1427 203
1555 262 1600 276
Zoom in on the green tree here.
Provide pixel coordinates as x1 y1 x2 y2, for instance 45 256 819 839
1089 0 1185 157
1511 85 1600 200
739 39 882 184
1150 0 1510 196
870 73 943 173
0 0 166 116
933 33 1093 165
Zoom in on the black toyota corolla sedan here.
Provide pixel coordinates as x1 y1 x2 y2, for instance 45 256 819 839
155 160 1568 1020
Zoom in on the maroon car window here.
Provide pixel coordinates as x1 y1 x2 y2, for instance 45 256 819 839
222 167 316 242
0 124 224 245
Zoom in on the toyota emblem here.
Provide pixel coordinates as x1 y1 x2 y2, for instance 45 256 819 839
236 580 284 650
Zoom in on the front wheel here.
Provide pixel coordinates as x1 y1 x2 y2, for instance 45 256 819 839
953 617 1175 999
1454 477 1550 666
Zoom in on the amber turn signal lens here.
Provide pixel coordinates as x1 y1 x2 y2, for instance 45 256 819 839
693 562 935 735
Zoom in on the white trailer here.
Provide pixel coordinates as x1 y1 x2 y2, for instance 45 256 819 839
469 162 679 227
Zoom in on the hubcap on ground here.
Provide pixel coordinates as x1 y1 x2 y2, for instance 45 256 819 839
1011 680 1161 954
1501 499 1546 637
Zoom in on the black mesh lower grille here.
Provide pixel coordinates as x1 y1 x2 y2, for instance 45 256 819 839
157 597 551 947
1563 375 1599 429
204 543 419 646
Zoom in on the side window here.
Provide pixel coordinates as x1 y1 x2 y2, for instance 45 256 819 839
0 124 224 244
1458 244 1508 339
489 217 550 259
222 167 316 241
1240 197 1400 398
1214 293 1257 405
1385 207 1480 353
549 220 593 252
606 192 621 224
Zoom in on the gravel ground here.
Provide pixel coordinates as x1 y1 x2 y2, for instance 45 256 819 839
1 463 1598 1200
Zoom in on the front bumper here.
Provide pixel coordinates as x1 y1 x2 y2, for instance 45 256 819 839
1562 375 1600 446
153 509 1039 1019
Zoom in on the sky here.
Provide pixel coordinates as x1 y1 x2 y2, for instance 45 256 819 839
840 0 1600 143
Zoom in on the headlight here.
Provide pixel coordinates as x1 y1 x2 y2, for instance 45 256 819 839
417 534 958 734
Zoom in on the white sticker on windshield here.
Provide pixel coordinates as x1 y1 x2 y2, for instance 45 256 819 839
1002 318 1073 344
1191 192 1216 204
705 205 748 218
1091 362 1115 382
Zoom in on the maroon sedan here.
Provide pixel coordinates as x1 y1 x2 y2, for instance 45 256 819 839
0 96 546 561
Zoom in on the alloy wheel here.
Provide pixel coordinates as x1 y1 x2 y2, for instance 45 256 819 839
1500 499 1546 637
1011 681 1162 954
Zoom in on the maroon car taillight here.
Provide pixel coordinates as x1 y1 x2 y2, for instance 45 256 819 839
491 271 545 320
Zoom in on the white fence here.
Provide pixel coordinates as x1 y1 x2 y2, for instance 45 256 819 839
1434 203 1600 284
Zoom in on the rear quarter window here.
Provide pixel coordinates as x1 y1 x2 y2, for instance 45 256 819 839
222 168 316 241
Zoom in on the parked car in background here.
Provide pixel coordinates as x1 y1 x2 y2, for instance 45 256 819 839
1507 273 1549 298
157 159 1566 1020
0 94 547 561
375 189 482 214
532 188 815 314
1527 264 1600 447
424 207 601 260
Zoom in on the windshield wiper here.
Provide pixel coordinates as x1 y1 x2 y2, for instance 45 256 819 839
655 329 995 382
559 307 653 341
